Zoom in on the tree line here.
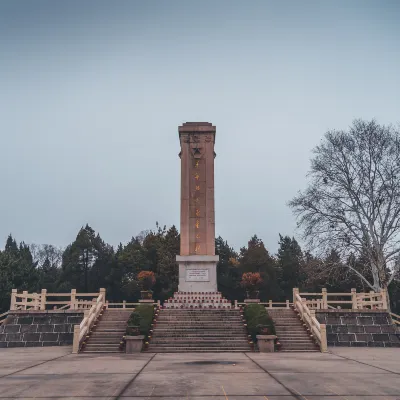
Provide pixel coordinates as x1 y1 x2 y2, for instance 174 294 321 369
1 224 398 313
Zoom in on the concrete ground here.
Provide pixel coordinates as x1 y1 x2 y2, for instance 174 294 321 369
0 347 399 399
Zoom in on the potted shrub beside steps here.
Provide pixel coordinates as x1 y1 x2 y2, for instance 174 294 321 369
138 271 156 303
241 272 262 303
124 313 144 353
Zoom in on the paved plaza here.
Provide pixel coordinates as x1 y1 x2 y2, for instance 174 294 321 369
0 347 399 399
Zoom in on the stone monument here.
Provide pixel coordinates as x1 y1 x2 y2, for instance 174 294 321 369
176 122 219 292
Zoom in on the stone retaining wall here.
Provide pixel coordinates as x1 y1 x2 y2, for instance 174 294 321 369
316 310 400 347
0 310 84 348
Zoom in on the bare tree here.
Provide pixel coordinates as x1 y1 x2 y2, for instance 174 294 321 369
289 119 400 295
30 244 63 269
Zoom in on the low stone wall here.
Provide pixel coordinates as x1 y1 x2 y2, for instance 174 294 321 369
316 310 400 347
0 310 84 348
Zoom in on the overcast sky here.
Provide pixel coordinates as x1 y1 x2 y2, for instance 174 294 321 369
1 1 399 253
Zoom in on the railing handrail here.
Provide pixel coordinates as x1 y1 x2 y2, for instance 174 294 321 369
73 290 106 353
298 288 387 310
235 300 292 309
10 289 104 311
390 312 400 325
293 290 327 352
0 310 9 325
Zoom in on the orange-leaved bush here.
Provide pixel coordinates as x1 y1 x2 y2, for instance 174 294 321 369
240 272 263 290
137 271 156 291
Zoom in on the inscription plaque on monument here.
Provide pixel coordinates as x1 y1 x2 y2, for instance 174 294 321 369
186 269 209 282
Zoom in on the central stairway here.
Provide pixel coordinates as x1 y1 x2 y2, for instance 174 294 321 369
267 308 319 352
146 309 251 352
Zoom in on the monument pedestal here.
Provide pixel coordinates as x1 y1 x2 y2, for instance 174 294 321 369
176 255 219 292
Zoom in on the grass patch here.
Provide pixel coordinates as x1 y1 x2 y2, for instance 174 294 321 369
243 303 276 341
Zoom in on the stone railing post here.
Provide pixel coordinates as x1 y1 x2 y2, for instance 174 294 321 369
40 289 47 311
22 291 28 310
32 293 38 310
72 325 80 354
370 290 375 309
322 288 328 309
286 300 290 309
320 324 328 352
70 289 76 310
99 288 106 302
351 288 357 310
293 288 299 305
380 288 388 310
123 300 126 309
234 300 238 309
10 289 17 310
268 300 272 308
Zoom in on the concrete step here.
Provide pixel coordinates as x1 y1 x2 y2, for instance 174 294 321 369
83 350 123 353
84 345 122 351
277 334 313 339
152 333 247 337
281 346 319 351
275 326 307 330
152 331 246 335
160 310 240 313
88 338 124 343
150 341 249 345
153 325 245 329
89 333 125 338
97 320 128 323
154 324 244 328
279 340 315 344
279 350 319 352
157 317 243 321
146 347 250 352
149 342 249 347
275 328 308 332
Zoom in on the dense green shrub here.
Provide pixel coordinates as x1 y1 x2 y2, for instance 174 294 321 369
243 303 275 341
127 304 154 337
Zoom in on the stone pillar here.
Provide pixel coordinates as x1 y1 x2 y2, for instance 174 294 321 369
322 288 328 309
125 335 145 353
70 289 76 310
177 122 219 292
10 289 17 310
256 335 277 352
72 325 80 354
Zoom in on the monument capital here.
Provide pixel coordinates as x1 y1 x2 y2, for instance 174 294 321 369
178 122 216 136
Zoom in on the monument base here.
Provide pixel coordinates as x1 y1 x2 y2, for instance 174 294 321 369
176 255 219 292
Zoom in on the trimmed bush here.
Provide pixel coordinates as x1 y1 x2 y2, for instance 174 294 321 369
127 305 154 338
243 304 276 341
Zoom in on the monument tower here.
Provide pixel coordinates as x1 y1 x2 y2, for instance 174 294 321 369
176 122 219 292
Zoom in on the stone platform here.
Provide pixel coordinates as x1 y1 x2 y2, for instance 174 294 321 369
0 310 84 348
163 291 232 309
316 310 400 347
0 347 399 398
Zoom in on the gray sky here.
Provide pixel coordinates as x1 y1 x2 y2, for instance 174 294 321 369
1 1 399 253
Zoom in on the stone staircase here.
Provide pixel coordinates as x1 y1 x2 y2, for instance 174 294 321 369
267 308 319 352
146 309 251 352
164 291 232 309
81 309 132 353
